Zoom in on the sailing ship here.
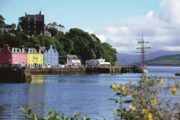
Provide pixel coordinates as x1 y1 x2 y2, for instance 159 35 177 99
137 35 150 74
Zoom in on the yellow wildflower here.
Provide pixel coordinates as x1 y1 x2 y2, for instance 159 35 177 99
129 104 136 111
170 87 177 95
158 77 163 85
150 98 157 105
141 108 148 114
147 113 153 120
111 83 118 90
120 85 127 93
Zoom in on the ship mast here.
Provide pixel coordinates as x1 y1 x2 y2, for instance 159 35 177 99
136 35 150 69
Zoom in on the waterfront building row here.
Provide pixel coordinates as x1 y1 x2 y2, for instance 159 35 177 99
0 44 59 67
0 44 111 68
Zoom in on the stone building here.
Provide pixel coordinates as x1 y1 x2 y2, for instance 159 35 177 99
18 11 45 35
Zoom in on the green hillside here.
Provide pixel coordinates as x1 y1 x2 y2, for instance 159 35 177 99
147 54 180 65
0 14 117 65
0 29 117 65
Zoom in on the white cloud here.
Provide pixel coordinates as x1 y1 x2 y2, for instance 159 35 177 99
160 0 180 24
161 45 180 51
146 10 155 18
94 0 180 53
96 34 106 43
85 29 94 34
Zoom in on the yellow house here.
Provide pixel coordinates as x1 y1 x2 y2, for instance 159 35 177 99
27 48 44 67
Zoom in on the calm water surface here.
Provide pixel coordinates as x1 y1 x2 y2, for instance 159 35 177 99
0 66 180 120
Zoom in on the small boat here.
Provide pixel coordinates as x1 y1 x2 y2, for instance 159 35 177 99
175 72 180 76
141 65 148 74
143 68 148 74
139 68 148 74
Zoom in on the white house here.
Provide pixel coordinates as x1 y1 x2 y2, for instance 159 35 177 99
66 55 81 68
47 22 64 31
85 59 111 68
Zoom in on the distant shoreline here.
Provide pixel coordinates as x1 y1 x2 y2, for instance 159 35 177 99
147 64 180 67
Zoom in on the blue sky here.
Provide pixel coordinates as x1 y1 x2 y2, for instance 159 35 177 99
0 0 159 30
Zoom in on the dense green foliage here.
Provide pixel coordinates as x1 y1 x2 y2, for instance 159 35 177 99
21 108 90 120
0 28 117 64
0 15 5 27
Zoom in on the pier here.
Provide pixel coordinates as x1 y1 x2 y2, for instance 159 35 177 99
29 67 86 75
0 65 142 83
121 65 143 73
29 66 123 74
0 67 25 83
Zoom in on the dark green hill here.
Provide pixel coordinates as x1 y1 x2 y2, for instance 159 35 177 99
0 28 117 65
147 54 180 66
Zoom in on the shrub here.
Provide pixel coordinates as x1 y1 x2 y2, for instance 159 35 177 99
21 107 90 120
110 75 180 120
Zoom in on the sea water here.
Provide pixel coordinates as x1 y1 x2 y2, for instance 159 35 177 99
0 66 179 120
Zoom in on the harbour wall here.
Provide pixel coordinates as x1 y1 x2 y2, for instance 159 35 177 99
29 67 122 74
0 65 143 83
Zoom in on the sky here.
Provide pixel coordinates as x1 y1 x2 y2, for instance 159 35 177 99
0 0 180 54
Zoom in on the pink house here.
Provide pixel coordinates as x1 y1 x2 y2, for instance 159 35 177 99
0 44 27 66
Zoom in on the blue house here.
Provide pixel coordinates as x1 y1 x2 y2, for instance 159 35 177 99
44 45 59 65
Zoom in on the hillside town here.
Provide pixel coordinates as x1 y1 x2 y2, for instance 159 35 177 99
0 11 113 69
0 1 180 120
0 44 111 69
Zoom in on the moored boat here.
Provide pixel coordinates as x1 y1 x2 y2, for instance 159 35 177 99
136 35 150 74
143 65 148 73
139 65 148 74
175 72 180 76
143 68 148 74
139 67 148 74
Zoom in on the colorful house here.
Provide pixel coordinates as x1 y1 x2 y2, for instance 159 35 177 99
0 44 11 65
27 48 44 67
11 48 27 66
0 44 27 66
44 45 59 66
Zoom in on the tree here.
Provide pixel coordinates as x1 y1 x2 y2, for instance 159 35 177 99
100 43 117 65
11 23 16 30
65 28 117 64
47 27 58 37
47 22 65 36
0 27 117 65
0 15 5 27
65 28 94 63
59 36 74 54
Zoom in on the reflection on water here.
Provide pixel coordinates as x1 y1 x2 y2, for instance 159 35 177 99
0 66 179 119
28 75 45 117
31 75 45 84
